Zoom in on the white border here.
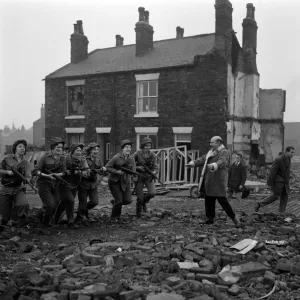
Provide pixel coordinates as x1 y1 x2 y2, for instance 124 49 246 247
65 79 85 86
135 127 159 134
65 127 85 133
65 115 85 120
134 73 160 81
96 127 111 134
172 127 193 134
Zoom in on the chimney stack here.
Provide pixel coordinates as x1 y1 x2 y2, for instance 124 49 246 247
41 104 45 118
116 35 124 46
176 26 184 38
70 20 89 64
135 7 154 56
243 3 257 50
242 3 258 73
214 0 233 48
144 11 149 23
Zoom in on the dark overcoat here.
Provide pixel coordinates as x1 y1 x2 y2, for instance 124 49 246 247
195 146 229 197
228 162 247 192
267 154 291 195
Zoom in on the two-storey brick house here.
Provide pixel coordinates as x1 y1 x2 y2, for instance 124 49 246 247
45 0 285 165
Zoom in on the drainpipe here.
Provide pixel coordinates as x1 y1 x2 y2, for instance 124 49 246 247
112 76 116 154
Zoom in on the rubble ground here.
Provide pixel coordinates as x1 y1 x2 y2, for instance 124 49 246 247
1 156 300 300
1 188 300 300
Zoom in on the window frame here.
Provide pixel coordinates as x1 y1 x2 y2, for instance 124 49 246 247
134 73 160 118
67 133 84 145
137 133 158 150
65 80 85 118
136 80 158 115
105 142 111 161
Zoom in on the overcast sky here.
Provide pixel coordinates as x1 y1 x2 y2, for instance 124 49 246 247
0 0 299 129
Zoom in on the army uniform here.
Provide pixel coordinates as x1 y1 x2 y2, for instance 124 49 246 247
33 138 66 227
105 140 136 220
0 140 30 226
54 143 89 228
77 142 104 221
133 137 157 217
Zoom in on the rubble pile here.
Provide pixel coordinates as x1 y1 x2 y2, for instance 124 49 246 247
1 210 300 300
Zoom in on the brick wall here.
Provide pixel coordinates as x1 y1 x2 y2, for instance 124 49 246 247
45 52 228 154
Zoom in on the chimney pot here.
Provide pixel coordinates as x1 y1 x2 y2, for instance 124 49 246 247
144 10 149 23
176 26 184 38
73 24 78 34
138 7 145 21
246 3 255 19
77 20 84 34
116 35 124 47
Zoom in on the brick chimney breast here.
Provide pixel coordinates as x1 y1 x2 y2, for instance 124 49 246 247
242 3 258 74
70 20 89 64
135 7 154 56
176 26 184 38
242 3 257 50
214 0 233 50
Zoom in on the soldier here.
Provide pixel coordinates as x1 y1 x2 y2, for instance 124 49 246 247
133 137 157 218
54 143 89 229
76 142 106 222
33 138 65 231
0 140 31 227
105 140 136 222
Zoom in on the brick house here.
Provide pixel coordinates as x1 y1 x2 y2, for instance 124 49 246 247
45 0 285 165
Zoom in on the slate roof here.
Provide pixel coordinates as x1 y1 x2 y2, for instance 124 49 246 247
46 33 215 79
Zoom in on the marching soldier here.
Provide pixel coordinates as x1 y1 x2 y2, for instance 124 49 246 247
133 137 157 218
76 142 105 222
105 140 136 222
33 138 65 231
53 143 89 228
0 140 31 227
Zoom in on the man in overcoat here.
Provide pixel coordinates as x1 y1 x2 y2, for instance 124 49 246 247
187 136 240 226
255 146 295 213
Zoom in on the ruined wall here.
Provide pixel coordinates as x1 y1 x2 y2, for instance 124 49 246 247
259 88 285 163
227 63 260 160
284 122 300 154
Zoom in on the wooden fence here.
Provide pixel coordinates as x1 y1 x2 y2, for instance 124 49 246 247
152 146 200 185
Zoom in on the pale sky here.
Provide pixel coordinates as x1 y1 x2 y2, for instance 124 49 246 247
0 0 299 129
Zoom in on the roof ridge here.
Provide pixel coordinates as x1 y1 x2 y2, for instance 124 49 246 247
90 33 215 54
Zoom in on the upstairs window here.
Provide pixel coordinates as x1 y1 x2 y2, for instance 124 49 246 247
68 86 84 115
137 81 158 114
65 80 85 117
134 73 160 118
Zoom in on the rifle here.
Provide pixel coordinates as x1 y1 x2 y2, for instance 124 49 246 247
120 166 148 179
9 165 38 193
138 162 165 186
44 168 76 189
68 167 106 175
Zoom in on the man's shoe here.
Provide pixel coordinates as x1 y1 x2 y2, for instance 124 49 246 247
142 203 148 213
84 211 90 220
233 217 241 227
254 202 261 212
200 219 214 225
